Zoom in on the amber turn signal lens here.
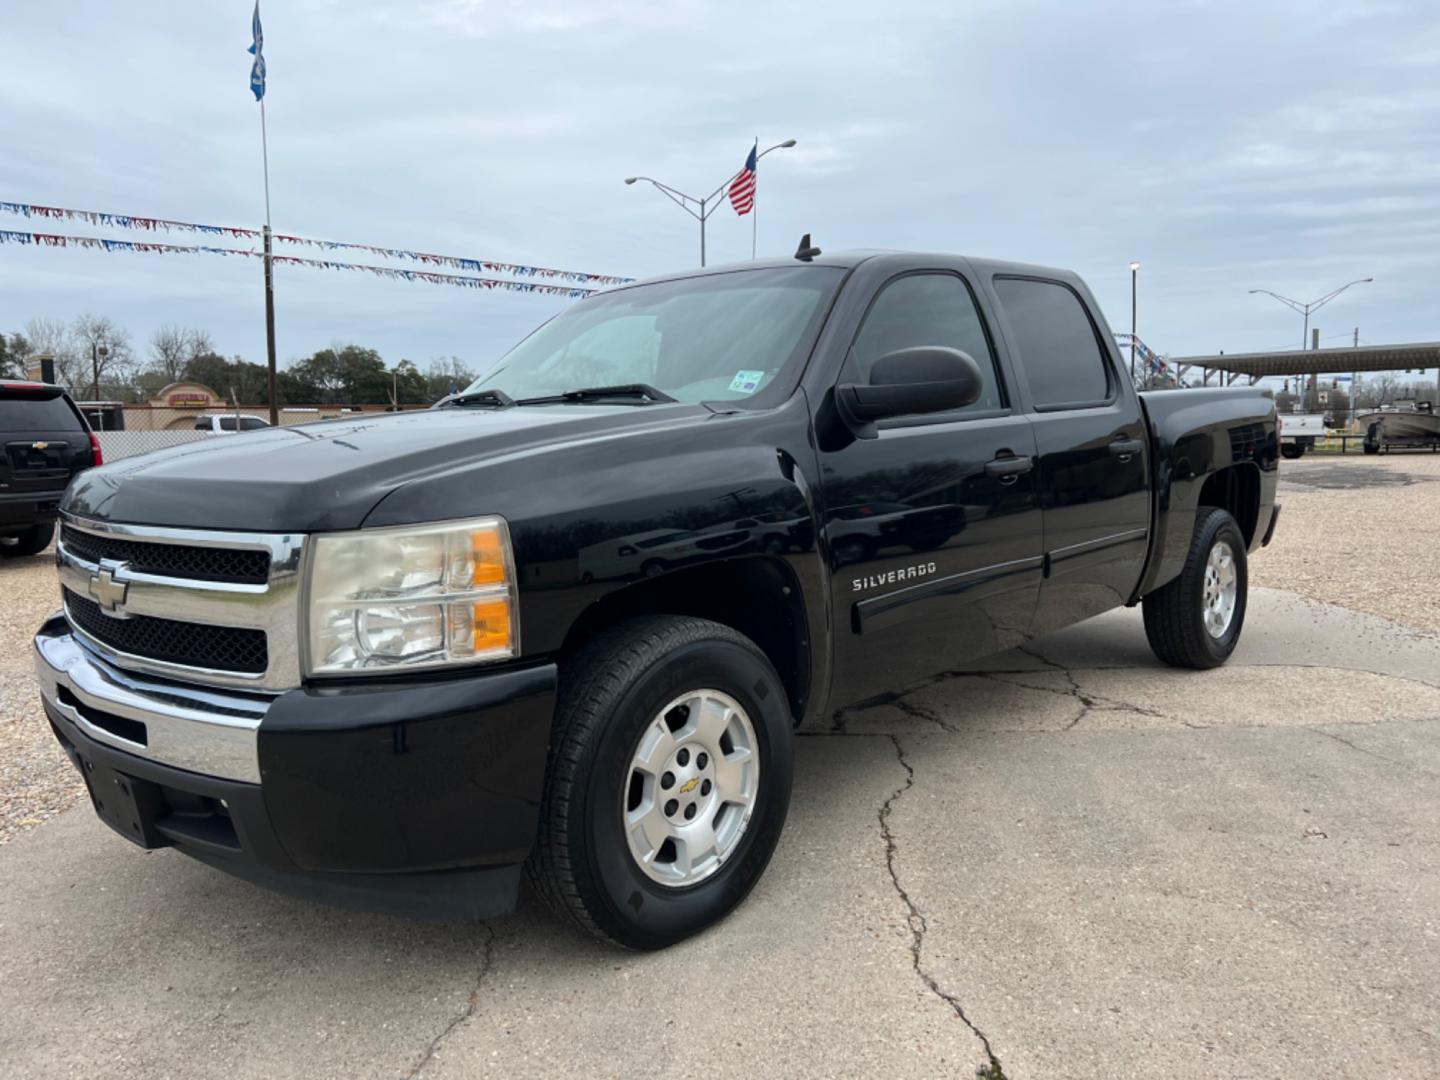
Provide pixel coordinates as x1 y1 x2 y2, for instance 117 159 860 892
472 597 512 653
471 528 507 586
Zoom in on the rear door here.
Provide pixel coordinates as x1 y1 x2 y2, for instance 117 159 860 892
816 267 1043 707
987 276 1151 636
0 385 94 506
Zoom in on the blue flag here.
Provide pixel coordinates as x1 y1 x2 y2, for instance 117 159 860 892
248 3 266 101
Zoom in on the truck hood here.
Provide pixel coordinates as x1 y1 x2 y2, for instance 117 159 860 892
63 403 710 532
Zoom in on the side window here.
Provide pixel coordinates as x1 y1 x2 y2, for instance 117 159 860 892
194 418 209 431
846 273 1004 416
239 417 266 430
219 416 238 431
992 277 1112 409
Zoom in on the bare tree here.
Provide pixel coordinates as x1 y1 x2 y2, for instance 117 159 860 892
71 314 135 400
149 325 214 382
23 317 80 389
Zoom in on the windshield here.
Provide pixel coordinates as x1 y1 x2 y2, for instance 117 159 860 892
464 266 844 405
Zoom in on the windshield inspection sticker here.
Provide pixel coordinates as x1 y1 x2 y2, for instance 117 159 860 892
729 370 765 394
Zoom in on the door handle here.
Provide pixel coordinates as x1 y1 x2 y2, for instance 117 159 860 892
984 454 1033 483
1108 437 1144 459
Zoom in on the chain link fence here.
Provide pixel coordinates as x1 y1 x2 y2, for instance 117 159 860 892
94 429 211 461
87 403 427 461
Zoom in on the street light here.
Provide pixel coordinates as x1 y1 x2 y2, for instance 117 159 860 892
1128 261 1140 384
1248 278 1373 350
625 139 798 266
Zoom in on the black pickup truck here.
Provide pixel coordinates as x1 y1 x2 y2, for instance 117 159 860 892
35 249 1279 948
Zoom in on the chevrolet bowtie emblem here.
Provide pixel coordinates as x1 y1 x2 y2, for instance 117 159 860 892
31 441 49 451
88 564 131 617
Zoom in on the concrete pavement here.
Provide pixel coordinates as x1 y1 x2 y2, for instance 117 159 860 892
2 587 1438 1079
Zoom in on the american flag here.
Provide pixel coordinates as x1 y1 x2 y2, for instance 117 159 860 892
728 145 757 216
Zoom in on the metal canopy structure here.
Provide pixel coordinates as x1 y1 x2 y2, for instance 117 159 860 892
1172 342 1440 379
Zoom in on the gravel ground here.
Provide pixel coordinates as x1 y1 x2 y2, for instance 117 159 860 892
2 452 1433 845
0 539 75 844
1253 452 1440 636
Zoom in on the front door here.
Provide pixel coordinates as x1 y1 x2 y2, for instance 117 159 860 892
817 269 1044 708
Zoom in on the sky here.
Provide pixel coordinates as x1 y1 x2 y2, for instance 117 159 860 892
2 0 1438 384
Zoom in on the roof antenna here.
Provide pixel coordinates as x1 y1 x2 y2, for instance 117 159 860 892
794 233 821 262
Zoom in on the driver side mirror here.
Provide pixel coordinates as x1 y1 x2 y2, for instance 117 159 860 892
834 347 984 438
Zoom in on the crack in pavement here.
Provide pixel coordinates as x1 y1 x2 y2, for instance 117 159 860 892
402 921 496 1080
879 733 1008 1080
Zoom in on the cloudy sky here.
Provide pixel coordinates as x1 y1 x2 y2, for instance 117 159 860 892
2 0 1437 381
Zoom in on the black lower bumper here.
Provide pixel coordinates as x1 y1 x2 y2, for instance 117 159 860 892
41 643 557 919
0 489 62 532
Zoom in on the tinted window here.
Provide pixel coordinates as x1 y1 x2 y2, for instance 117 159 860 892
847 273 1004 415
194 418 210 431
993 278 1111 408
239 417 267 430
0 392 84 431
218 417 238 431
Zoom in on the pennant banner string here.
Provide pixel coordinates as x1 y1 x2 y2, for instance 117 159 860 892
0 199 632 286
0 228 598 298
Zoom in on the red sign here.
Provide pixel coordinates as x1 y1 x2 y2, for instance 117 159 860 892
169 392 210 406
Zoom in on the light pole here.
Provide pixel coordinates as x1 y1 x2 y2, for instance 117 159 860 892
625 139 797 267
1248 278 1373 351
90 341 108 402
1128 261 1140 385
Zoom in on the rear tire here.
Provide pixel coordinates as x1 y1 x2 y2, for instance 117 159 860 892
1280 444 1303 460
0 522 54 558
526 616 793 949
1142 508 1248 669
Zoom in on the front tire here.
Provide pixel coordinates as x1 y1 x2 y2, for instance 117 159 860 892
1142 507 1248 669
0 522 54 558
526 616 793 949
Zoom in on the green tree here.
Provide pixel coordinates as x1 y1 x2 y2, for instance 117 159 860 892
287 345 390 405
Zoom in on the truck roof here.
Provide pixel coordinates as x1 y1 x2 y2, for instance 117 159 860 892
611 250 1080 291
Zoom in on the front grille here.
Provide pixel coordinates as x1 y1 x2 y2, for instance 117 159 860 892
64 588 269 675
61 525 271 584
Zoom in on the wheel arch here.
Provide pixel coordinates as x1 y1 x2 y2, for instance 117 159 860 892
558 556 813 725
1197 462 1261 547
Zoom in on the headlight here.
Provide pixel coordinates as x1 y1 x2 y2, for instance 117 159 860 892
304 517 518 676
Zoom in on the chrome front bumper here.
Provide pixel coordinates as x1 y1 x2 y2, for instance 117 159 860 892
33 621 268 784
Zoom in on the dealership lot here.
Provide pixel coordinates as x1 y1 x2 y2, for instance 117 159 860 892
2 454 1438 1079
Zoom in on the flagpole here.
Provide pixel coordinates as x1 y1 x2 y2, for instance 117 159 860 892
751 137 758 259
257 49 278 425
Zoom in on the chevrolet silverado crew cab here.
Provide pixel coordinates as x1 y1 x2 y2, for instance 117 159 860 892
1 380 100 557
36 250 1279 949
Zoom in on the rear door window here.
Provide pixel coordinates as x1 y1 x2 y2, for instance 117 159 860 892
993 277 1113 409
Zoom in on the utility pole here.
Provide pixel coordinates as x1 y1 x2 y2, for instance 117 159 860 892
1351 328 1359 427
89 341 108 402
1129 262 1140 384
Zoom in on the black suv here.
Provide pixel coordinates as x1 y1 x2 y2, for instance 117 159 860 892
0 381 100 557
